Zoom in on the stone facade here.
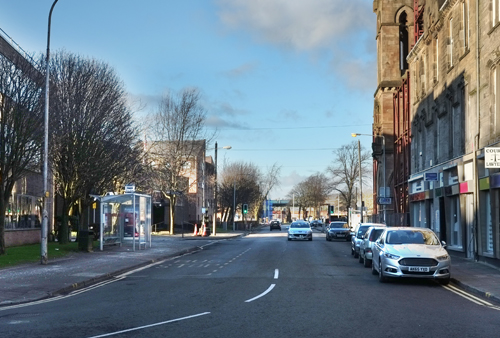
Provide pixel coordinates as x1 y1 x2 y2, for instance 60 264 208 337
373 0 415 224
395 0 500 265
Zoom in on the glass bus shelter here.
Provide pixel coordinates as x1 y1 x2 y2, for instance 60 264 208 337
98 192 152 251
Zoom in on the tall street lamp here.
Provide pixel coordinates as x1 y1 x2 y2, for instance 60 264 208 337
213 142 231 236
352 133 386 224
42 0 59 265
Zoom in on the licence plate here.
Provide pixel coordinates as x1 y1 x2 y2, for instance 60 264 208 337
409 266 429 272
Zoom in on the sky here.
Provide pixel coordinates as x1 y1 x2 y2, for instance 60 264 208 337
0 0 376 200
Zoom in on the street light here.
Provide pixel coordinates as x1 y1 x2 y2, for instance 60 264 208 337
213 142 231 236
41 0 59 265
352 133 386 224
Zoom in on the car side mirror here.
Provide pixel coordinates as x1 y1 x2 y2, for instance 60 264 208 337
441 241 447 248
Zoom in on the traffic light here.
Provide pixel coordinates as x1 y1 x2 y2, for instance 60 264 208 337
242 204 248 214
329 205 334 215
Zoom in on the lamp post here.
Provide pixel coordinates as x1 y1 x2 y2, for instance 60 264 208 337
352 133 386 224
213 142 231 236
41 0 59 265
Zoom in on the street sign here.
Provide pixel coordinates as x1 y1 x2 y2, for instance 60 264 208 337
124 184 135 193
378 197 392 205
424 173 438 181
485 147 500 168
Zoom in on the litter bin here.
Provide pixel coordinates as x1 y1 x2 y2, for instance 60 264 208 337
78 230 94 252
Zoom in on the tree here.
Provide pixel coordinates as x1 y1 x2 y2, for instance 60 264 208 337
218 161 261 224
326 141 371 213
288 173 331 220
252 163 281 221
48 51 140 243
145 88 212 234
0 54 44 255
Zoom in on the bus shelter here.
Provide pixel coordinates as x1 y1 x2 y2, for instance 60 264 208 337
98 192 152 251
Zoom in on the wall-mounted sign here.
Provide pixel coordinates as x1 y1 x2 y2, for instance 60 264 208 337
485 147 500 168
424 173 438 181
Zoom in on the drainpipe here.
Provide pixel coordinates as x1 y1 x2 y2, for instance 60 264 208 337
472 0 480 261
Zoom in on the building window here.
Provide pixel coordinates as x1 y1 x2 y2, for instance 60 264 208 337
433 37 439 83
493 66 500 133
493 0 500 27
399 12 409 74
484 191 493 253
462 0 469 51
448 18 454 67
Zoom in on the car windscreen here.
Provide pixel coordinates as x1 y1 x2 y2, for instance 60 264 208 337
386 230 440 245
291 223 309 228
329 222 347 228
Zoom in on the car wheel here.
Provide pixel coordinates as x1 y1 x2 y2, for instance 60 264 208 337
270 228 272 231
351 247 355 256
363 257 371 268
345 237 350 242
358 253 364 263
287 238 291 241
371 260 378 275
439 277 450 285
309 237 313 241
354 250 359 259
378 260 388 283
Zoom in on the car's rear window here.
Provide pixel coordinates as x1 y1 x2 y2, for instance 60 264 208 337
357 226 371 238
369 229 385 241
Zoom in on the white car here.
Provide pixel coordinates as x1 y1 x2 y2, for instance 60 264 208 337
359 225 387 267
371 227 451 285
287 220 313 241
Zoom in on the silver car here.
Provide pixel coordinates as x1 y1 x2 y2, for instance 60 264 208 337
358 225 386 267
351 223 385 258
371 227 451 285
287 220 313 241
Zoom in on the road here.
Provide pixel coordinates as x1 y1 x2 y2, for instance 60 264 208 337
2 227 500 338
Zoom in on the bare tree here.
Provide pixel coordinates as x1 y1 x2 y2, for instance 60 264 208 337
0 54 44 254
145 88 213 234
288 173 331 220
253 163 281 221
218 162 261 223
326 141 371 212
48 51 140 243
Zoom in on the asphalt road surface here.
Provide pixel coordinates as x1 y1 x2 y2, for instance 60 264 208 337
2 228 500 338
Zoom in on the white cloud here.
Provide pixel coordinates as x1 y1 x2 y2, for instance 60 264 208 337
216 0 373 52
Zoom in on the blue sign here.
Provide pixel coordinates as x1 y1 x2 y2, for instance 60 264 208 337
424 173 438 181
378 197 392 205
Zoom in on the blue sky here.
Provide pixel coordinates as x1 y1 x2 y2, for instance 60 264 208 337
0 0 375 199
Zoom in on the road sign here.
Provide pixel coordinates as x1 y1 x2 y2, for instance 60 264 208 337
485 147 500 168
378 197 392 205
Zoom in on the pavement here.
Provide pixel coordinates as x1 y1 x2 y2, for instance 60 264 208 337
1 227 500 308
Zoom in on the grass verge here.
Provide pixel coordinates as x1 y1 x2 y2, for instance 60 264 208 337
0 242 87 269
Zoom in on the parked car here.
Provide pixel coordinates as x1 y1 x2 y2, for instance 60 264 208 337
371 227 451 285
287 220 313 241
325 221 350 241
269 220 281 231
358 225 387 267
351 223 385 258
